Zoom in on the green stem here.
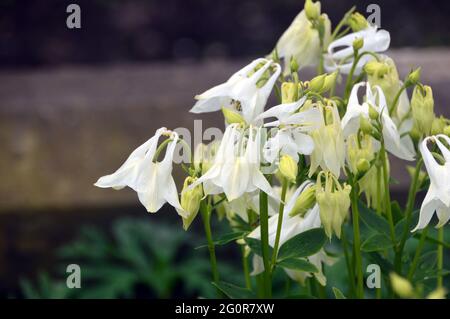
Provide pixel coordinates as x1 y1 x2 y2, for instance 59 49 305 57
395 158 423 273
241 245 252 290
389 84 407 116
259 190 272 298
341 229 357 297
437 226 444 288
200 200 220 289
344 51 380 100
271 178 288 268
330 6 356 41
351 184 364 298
380 144 396 243
407 227 429 280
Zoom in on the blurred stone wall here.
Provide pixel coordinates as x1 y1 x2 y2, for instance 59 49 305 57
1 49 450 213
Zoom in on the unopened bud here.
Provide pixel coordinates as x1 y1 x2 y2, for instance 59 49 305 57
406 67 421 86
222 107 245 125
322 71 338 92
290 185 316 217
364 60 390 78
281 82 298 103
390 273 414 298
304 0 320 21
347 12 369 32
368 105 379 120
431 116 446 135
290 56 299 74
411 85 434 136
357 158 370 174
279 155 298 182
353 37 364 51
427 287 447 299
309 74 327 92
360 116 373 134
180 177 203 230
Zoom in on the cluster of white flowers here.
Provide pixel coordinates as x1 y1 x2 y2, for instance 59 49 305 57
95 0 449 298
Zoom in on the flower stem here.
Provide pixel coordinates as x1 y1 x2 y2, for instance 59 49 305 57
437 226 444 289
351 183 364 298
395 158 423 273
200 199 220 290
271 178 288 269
341 229 356 297
407 227 429 280
389 84 407 116
259 190 272 298
241 245 252 290
380 144 396 243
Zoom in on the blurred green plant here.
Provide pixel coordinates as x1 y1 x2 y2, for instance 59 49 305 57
20 217 240 299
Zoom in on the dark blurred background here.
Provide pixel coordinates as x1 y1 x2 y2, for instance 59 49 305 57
0 0 449 298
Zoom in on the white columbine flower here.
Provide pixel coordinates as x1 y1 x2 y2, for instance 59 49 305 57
190 58 281 125
248 181 331 285
341 82 416 161
276 9 331 74
256 97 322 164
189 124 279 201
324 25 390 75
413 134 450 231
95 128 183 214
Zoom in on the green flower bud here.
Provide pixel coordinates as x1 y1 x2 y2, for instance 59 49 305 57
309 74 327 92
347 12 369 32
368 105 379 120
411 85 434 136
290 56 299 74
290 185 316 217
359 116 373 135
364 60 390 78
279 154 298 182
431 116 447 135
322 71 338 92
180 177 203 230
281 82 298 103
357 158 370 174
406 67 421 86
427 287 447 299
222 107 245 125
390 273 414 299
304 0 320 21
352 37 364 51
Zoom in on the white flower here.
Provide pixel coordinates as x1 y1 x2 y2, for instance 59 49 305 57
248 182 331 285
324 26 390 75
189 124 279 201
94 128 183 214
341 82 416 161
276 10 331 74
309 104 346 177
413 134 450 231
190 58 281 125
256 97 321 164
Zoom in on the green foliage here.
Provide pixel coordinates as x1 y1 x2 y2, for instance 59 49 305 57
277 228 327 261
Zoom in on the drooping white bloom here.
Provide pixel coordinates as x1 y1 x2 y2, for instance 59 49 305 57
190 58 281 125
324 26 390 75
341 82 416 161
413 134 450 231
95 128 183 214
248 182 332 285
309 104 346 177
189 124 279 201
276 3 331 74
257 97 321 164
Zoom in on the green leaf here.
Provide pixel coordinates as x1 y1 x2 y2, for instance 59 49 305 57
277 228 327 261
286 294 317 299
361 233 393 252
332 287 347 299
196 231 246 249
358 202 391 238
391 201 403 223
212 281 255 299
277 258 318 272
368 252 394 274
244 237 273 258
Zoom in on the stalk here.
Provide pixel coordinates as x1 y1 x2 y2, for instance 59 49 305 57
395 158 423 273
437 227 444 288
259 190 272 298
241 245 252 290
380 144 396 243
407 227 429 280
200 200 220 290
351 183 364 298
271 178 288 268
